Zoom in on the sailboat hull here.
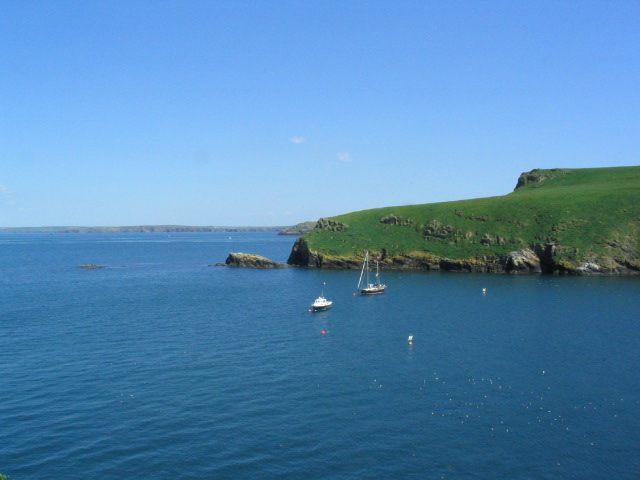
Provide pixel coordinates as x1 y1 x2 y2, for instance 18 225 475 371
360 285 386 295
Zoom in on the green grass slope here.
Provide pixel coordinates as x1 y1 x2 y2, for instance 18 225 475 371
289 166 640 274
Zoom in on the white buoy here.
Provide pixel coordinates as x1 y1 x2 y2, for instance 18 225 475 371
408 335 414 344
482 288 487 295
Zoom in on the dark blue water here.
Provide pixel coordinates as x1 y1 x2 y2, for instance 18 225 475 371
1 233 639 479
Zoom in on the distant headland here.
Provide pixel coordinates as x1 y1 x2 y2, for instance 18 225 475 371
0 221 317 235
0 225 293 234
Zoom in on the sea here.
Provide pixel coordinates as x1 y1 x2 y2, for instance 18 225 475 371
1 232 639 480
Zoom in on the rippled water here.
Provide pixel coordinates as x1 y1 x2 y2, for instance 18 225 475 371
1 233 639 479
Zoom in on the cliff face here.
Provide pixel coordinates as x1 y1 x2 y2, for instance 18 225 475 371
287 167 640 275
290 238 640 275
288 237 639 274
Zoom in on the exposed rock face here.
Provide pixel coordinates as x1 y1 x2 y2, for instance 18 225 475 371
380 214 414 226
514 168 569 190
315 218 349 232
505 249 542 273
287 238 639 275
287 238 359 269
288 237 315 266
218 253 289 269
533 243 558 273
423 221 456 239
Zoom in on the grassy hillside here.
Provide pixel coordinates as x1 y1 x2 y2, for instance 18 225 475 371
289 166 640 274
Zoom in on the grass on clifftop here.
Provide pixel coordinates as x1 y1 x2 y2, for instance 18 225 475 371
302 166 640 265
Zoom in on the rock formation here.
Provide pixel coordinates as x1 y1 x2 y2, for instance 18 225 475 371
288 237 639 275
217 252 289 269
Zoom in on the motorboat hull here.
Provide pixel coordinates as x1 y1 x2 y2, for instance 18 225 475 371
312 304 333 311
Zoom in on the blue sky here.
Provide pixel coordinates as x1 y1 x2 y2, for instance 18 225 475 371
2 1 639 227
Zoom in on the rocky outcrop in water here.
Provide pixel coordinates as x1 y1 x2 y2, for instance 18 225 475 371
217 252 289 269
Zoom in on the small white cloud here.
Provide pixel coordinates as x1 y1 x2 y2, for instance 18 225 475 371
337 152 352 162
290 136 305 144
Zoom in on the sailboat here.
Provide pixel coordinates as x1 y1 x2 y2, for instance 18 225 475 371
311 282 333 311
357 251 386 295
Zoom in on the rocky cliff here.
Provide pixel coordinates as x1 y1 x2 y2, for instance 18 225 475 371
288 238 640 274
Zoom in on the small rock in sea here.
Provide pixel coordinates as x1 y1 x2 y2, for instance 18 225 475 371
216 252 289 269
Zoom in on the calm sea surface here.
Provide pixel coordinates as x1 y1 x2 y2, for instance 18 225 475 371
1 232 639 479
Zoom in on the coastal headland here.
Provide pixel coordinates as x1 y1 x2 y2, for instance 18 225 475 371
287 166 640 275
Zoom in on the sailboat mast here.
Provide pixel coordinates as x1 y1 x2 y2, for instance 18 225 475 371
366 252 370 285
357 251 368 289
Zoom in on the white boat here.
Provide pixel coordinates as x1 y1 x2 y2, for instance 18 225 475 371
357 251 386 295
311 295 333 311
311 283 333 311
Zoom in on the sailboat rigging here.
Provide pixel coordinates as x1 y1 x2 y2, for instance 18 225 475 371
357 251 386 295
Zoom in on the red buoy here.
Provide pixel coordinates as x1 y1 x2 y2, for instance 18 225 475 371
321 330 326 335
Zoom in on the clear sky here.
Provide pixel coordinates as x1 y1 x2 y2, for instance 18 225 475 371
2 1 639 227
